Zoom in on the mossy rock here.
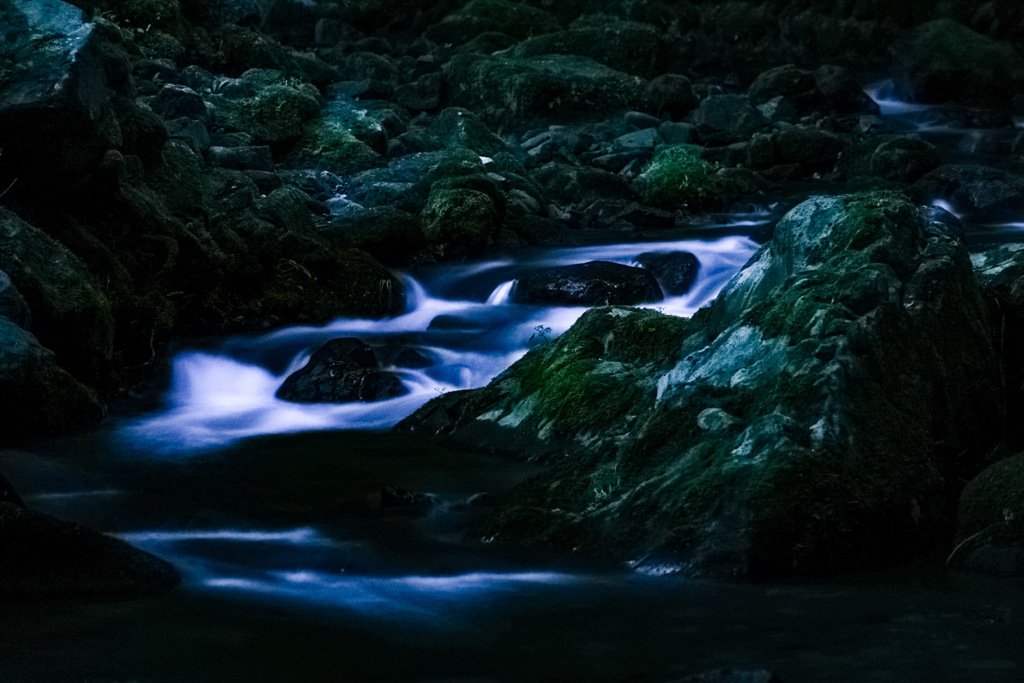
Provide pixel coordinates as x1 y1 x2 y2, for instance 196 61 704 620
291 120 385 176
403 192 1003 577
642 145 733 210
425 0 561 45
444 53 647 127
509 20 662 77
952 454 1024 576
420 187 497 257
222 79 321 145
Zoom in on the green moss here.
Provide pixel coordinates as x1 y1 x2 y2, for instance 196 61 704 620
420 187 496 256
293 121 383 175
108 0 181 30
225 79 321 145
642 145 728 209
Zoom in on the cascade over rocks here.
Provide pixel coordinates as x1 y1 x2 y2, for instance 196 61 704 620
511 261 663 306
276 337 406 404
400 192 1003 577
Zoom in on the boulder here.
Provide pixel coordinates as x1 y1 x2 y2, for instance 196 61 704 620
0 483 180 598
401 192 1003 577
325 207 426 267
511 261 662 306
890 19 1024 108
636 251 700 296
509 20 662 77
276 338 406 403
0 0 108 195
424 0 560 45
644 74 698 120
868 135 941 183
951 453 1024 577
444 53 647 127
692 94 766 145
914 164 1024 220
0 317 105 436
431 107 514 158
0 209 114 385
421 187 498 257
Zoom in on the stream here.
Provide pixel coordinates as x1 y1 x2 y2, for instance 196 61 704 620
3 83 1024 682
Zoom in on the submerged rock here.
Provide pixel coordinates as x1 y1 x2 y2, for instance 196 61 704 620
402 192 1002 577
277 338 406 404
0 477 179 598
511 261 663 306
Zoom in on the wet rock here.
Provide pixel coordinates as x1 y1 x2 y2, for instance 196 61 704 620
393 72 442 112
511 261 662 306
445 53 646 127
914 164 1024 220
890 19 1024 108
637 252 700 296
380 486 439 513
431 107 513 158
151 84 210 124
405 192 1002 577
869 135 941 183
748 64 819 111
814 65 878 114
644 74 698 119
746 124 848 175
394 348 433 369
0 317 105 437
276 338 406 404
325 207 426 267
0 491 180 598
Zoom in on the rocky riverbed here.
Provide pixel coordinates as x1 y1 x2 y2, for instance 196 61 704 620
4 0 1024 679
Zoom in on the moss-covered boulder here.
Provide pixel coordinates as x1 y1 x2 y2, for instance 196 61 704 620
641 145 733 210
221 78 321 145
401 192 1003 577
890 19 1024 108
424 0 560 45
421 187 498 258
951 454 1024 576
509 19 662 77
444 53 647 127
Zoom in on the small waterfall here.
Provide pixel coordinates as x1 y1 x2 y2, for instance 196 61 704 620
486 280 516 305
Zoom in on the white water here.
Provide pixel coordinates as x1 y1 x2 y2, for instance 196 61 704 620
122 235 759 453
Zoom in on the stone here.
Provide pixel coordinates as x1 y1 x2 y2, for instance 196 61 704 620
151 84 210 124
692 94 766 145
914 164 1024 220
402 192 1003 578
509 20 661 77
869 135 941 183
952 453 1024 577
325 207 426 266
511 261 663 306
209 145 275 172
421 187 497 257
424 0 560 45
393 72 442 111
636 251 700 296
890 19 1024 108
276 338 406 403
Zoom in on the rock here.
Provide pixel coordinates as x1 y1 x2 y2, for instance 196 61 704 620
636 252 700 296
394 348 433 369
151 84 210 124
421 187 498 257
431 107 513 158
814 65 878 114
209 145 275 172
0 0 108 194
167 117 212 153
403 192 1003 577
890 19 1024 108
325 207 426 266
952 453 1024 577
221 78 321 145
869 135 941 183
642 145 732 210
914 164 1024 220
393 72 442 111
746 124 848 175
0 496 180 598
0 317 105 436
692 95 766 145
0 270 31 330
0 209 114 385
658 121 698 145
748 64 819 110
276 338 406 404
644 74 698 119
509 20 662 77
424 0 560 45
511 261 663 306
380 486 439 513
444 53 647 127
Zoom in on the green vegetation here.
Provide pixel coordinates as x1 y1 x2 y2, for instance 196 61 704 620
293 120 383 175
225 79 321 145
642 145 728 209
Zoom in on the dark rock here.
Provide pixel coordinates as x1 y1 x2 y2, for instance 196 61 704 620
658 121 698 145
637 251 700 296
394 348 434 369
167 117 212 153
380 486 439 513
914 164 1024 220
869 135 941 183
325 207 426 266
151 84 210 124
431 107 512 158
644 74 697 120
509 20 661 77
814 64 878 114
890 19 1024 108
748 64 819 110
0 317 105 437
0 501 180 598
0 270 31 330
0 0 108 194
746 124 848 175
393 72 442 111
952 453 1024 577
692 94 766 145
445 53 646 127
276 338 406 404
0 209 114 385
209 144 275 172
0 474 23 507
403 192 1002 577
511 261 663 306
425 0 560 45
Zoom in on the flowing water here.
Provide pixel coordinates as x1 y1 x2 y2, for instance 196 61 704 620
4 87 1024 682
